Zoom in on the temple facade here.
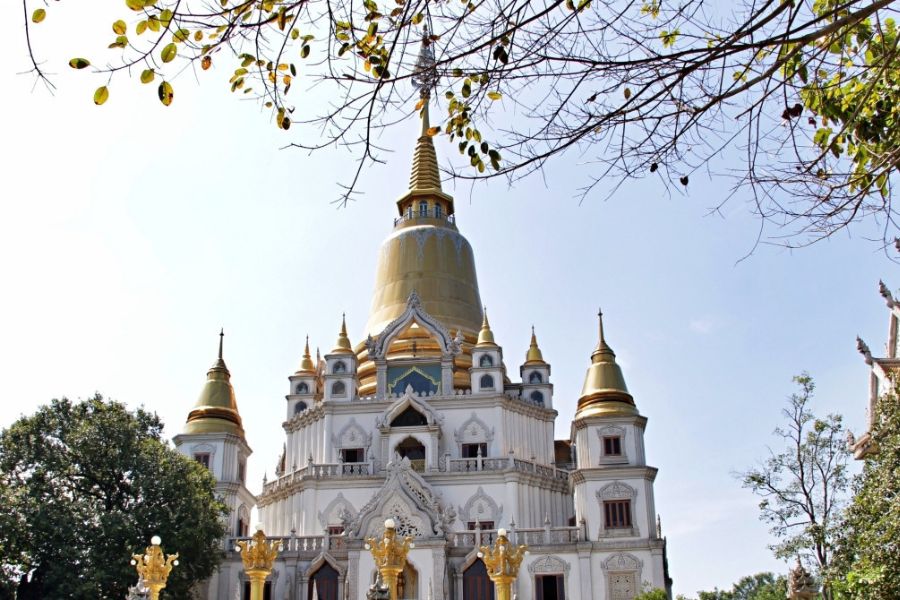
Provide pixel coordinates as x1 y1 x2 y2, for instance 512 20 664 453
172 80 672 600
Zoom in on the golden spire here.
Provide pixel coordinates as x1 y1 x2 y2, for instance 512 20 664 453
576 310 636 419
524 326 546 364
184 329 245 437
296 335 315 374
331 313 354 354
476 307 497 347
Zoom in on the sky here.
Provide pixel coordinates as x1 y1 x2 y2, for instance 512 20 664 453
1 5 897 597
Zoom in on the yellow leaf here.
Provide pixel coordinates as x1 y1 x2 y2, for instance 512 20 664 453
161 43 177 63
136 21 147 35
487 91 502 101
194 30 203 41
158 80 174 106
201 55 212 70
426 127 440 137
125 0 145 11
68 58 91 69
112 20 127 35
140 69 155 83
93 86 109 105
32 9 46 23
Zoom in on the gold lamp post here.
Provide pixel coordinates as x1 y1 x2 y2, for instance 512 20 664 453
236 525 282 600
131 535 179 600
365 518 414 600
478 528 528 600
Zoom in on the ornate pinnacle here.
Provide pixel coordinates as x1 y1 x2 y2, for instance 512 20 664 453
477 529 527 600
131 536 179 600
411 27 438 99
236 528 282 574
366 519 414 600
857 336 873 365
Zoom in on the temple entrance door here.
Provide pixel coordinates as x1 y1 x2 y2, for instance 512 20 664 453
309 563 339 600
396 437 426 472
463 559 493 600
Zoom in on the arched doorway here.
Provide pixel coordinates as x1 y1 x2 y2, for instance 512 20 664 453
463 559 493 600
309 563 339 600
398 562 418 599
395 436 426 472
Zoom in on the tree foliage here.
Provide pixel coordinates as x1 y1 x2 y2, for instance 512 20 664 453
0 394 228 599
20 0 900 247
680 572 788 600
740 374 849 595
830 379 900 600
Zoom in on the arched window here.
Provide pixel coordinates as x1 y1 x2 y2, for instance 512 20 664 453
294 401 308 414
332 381 347 397
333 361 347 374
391 406 428 427
529 371 543 383
479 354 494 367
296 382 309 394
530 391 544 405
419 201 428 217
435 203 443 219
480 374 495 390
395 436 426 472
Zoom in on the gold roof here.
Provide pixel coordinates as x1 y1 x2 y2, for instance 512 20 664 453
331 314 354 354
357 93 484 394
524 327 546 364
295 335 315 374
476 308 497 347
184 330 246 437
576 311 637 419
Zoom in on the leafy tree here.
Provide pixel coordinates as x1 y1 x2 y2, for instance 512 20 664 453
830 379 900 600
681 572 788 600
19 0 900 247
0 394 228 599
634 588 668 600
740 374 849 599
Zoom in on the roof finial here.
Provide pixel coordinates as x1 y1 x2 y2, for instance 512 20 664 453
332 313 353 354
525 325 545 364
598 308 605 344
297 334 315 373
218 328 224 360
477 306 496 347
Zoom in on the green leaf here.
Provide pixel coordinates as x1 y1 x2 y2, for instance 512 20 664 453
93 86 109 105
69 58 91 69
140 69 155 84
125 0 145 11
301 45 310 59
487 91 502 101
161 43 177 63
158 80 174 106
112 20 127 35
32 9 46 23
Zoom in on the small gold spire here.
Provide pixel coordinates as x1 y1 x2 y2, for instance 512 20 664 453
296 335 315 374
576 310 635 419
184 330 245 437
524 326 546 364
332 313 354 354
476 307 496 346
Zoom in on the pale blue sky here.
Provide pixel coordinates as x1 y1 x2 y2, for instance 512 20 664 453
1 7 896 597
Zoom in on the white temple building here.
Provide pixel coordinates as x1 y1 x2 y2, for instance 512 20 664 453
171 57 673 599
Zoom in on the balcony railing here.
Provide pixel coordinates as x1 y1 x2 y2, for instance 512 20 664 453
262 455 569 495
393 209 456 226
448 526 582 548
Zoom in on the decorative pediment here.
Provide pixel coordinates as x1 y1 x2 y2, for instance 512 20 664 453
366 291 461 360
376 387 443 429
332 418 372 449
317 492 357 529
454 412 495 444
458 486 503 525
597 481 638 500
304 552 347 578
528 555 571 575
602 552 643 572
347 457 456 538
598 425 626 438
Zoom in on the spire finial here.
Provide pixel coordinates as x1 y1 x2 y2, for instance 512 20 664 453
218 328 224 360
297 334 315 373
525 325 545 364
332 314 353 354
598 308 605 344
477 306 496 346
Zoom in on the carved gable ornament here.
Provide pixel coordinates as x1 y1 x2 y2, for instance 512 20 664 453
528 555 570 575
332 418 372 449
459 486 503 524
347 457 456 538
454 412 495 444
376 387 443 429
317 492 358 529
603 552 643 572
597 481 638 501
366 291 461 360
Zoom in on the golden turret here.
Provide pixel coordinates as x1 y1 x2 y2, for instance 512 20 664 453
576 311 637 419
295 336 315 374
183 330 246 437
524 327 546 365
357 39 484 395
476 308 497 347
332 314 354 355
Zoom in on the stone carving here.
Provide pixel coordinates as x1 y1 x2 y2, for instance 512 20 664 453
603 553 642 571
367 291 456 360
597 481 638 500
459 487 503 525
348 457 455 537
528 555 570 575
333 418 372 452
318 492 358 529
454 412 495 444
788 559 819 600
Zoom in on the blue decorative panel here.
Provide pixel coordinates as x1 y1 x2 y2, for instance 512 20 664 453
388 364 441 395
